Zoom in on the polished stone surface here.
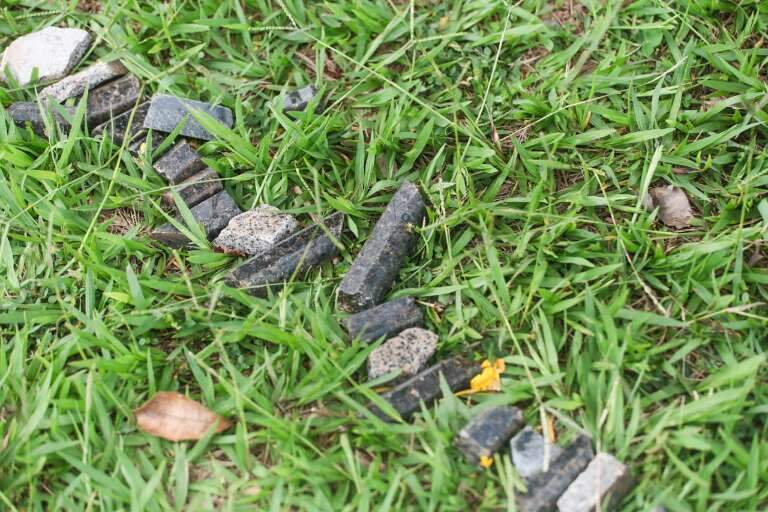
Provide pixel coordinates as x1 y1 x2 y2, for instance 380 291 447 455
342 296 423 343
153 141 206 184
162 168 222 210
8 101 74 136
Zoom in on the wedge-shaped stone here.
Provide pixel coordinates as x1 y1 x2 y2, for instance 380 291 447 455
511 426 563 479
556 452 633 512
92 101 150 145
342 296 423 343
143 94 233 141
86 74 141 126
455 406 524 465
162 168 222 209
367 328 437 381
213 205 298 256
151 190 242 248
1 27 91 85
40 60 127 102
153 141 206 184
338 181 426 312
8 101 74 136
284 85 320 112
368 357 480 422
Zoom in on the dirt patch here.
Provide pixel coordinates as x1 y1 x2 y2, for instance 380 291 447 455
542 0 587 35
99 208 147 236
77 0 101 13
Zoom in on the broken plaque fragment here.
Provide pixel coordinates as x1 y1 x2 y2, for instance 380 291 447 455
8 101 74 136
1 27 91 86
150 190 242 248
162 168 223 210
40 60 127 102
367 327 438 381
86 74 142 126
511 426 563 479
153 141 206 184
342 296 423 343
455 406 524 465
143 94 233 141
213 205 298 256
337 181 426 312
556 452 633 512
92 101 150 145
284 85 320 112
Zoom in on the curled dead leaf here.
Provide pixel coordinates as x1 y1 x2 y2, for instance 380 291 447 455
134 391 232 442
645 186 694 229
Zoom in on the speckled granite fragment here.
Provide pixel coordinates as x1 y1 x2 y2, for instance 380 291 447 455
556 452 633 512
40 60 127 102
213 205 298 256
367 327 437 380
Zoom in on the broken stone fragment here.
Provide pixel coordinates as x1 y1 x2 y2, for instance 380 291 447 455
162 168 223 210
225 212 344 296
517 435 594 512
556 452 634 512
511 426 563 479
85 74 142 127
40 60 127 102
128 131 169 157
150 190 242 248
213 205 298 256
645 185 693 229
92 101 150 145
367 327 438 380
455 406 525 465
337 181 426 312
368 357 481 422
8 101 74 136
143 94 233 141
284 85 320 112
153 141 206 184
1 27 91 86
342 296 423 343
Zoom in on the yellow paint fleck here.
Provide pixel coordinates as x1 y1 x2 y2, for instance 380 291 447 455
479 455 494 468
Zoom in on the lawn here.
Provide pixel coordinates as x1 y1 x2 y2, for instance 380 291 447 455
1 0 767 510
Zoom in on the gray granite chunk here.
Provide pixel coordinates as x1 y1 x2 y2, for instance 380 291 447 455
162 168 222 210
367 327 438 381
153 141 206 184
151 190 242 248
284 85 320 112
556 453 633 512
341 296 423 343
143 94 233 141
40 60 127 102
512 426 564 479
455 406 525 465
338 181 426 312
1 27 91 86
92 101 150 145
86 74 141 126
213 205 298 256
8 101 74 136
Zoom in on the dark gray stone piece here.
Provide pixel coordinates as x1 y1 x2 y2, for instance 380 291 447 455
128 131 169 157
368 357 481 422
556 452 633 512
455 406 524 465
143 94 233 141
337 181 426 312
8 101 74 136
40 60 127 102
367 327 438 380
92 101 150 145
511 426 563 479
284 85 320 112
162 167 222 209
225 212 344 296
150 190 242 248
153 141 206 185
86 74 142 127
341 296 423 343
517 436 594 512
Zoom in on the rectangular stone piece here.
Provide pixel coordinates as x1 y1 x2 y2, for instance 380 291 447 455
86 74 142 127
150 190 241 248
92 101 149 145
153 141 206 184
225 212 344 296
8 101 74 137
517 435 594 512
284 85 319 112
342 296 423 343
455 406 524 465
511 426 563 479
337 181 426 312
162 168 222 209
556 453 633 512
368 357 481 422
40 60 127 102
143 94 233 141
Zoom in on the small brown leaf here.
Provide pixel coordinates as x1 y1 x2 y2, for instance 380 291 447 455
134 392 232 442
647 186 694 228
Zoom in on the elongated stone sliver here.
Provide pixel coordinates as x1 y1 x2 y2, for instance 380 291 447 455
162 168 223 209
342 296 422 343
556 453 633 512
151 190 241 248
455 406 524 465
368 357 480 422
337 181 426 312
40 60 127 102
86 74 142 126
143 94 233 141
153 141 206 184
92 101 150 145
8 101 74 136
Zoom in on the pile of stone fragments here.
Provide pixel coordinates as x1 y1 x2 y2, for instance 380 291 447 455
3 25 635 511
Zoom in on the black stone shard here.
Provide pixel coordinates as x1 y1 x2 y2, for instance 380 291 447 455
143 94 233 141
162 168 222 209
284 85 320 112
341 296 423 343
150 190 241 248
86 74 142 126
8 101 74 136
128 130 169 157
153 141 206 184
92 101 150 145
455 406 524 465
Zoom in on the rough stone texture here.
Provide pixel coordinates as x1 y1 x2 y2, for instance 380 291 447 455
143 94 233 141
368 357 481 422
517 436 595 512
40 60 127 102
455 406 524 465
284 85 320 112
151 190 242 248
367 327 438 381
337 181 426 312
225 212 344 296
8 101 74 136
213 205 299 256
556 452 633 512
86 74 142 126
162 168 222 210
342 296 423 343
92 101 150 145
512 426 564 479
153 141 206 184
1 27 91 86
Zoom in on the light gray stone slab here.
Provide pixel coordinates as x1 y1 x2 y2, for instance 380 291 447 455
213 205 298 256
511 426 563 479
1 27 91 86
367 327 437 380
39 60 127 102
556 452 633 512
143 94 233 141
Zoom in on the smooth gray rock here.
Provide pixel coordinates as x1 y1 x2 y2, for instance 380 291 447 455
213 205 298 256
86 74 141 126
143 94 233 141
40 60 127 102
341 296 423 343
455 406 525 465
153 141 206 184
284 85 320 112
92 101 150 145
8 101 74 136
151 190 242 248
512 426 564 479
162 168 222 210
367 327 437 380
1 27 91 85
556 453 633 512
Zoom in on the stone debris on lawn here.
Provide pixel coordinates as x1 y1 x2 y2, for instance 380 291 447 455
511 426 563 479
40 60 127 102
8 101 74 136
455 406 525 465
151 190 242 248
143 94 233 141
284 85 320 112
517 435 594 512
162 168 223 210
213 205 299 256
367 327 438 381
128 130 169 157
85 74 142 126
368 357 481 422
556 452 634 512
341 296 423 343
92 101 150 145
644 185 694 229
153 141 206 184
1 27 91 86
338 181 426 312
225 212 344 296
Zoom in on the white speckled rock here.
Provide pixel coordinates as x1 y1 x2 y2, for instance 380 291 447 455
40 60 127 102
511 426 563 479
1 27 91 86
213 205 298 256
556 452 633 512
367 327 438 380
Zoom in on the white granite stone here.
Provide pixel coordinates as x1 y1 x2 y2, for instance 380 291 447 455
367 327 438 380
1 27 91 86
511 426 563 479
40 60 127 102
556 452 633 512
213 205 298 256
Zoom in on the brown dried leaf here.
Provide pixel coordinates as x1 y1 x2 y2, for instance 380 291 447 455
134 392 232 441
648 186 694 228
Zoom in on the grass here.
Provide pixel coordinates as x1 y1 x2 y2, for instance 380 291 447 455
1 0 767 509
